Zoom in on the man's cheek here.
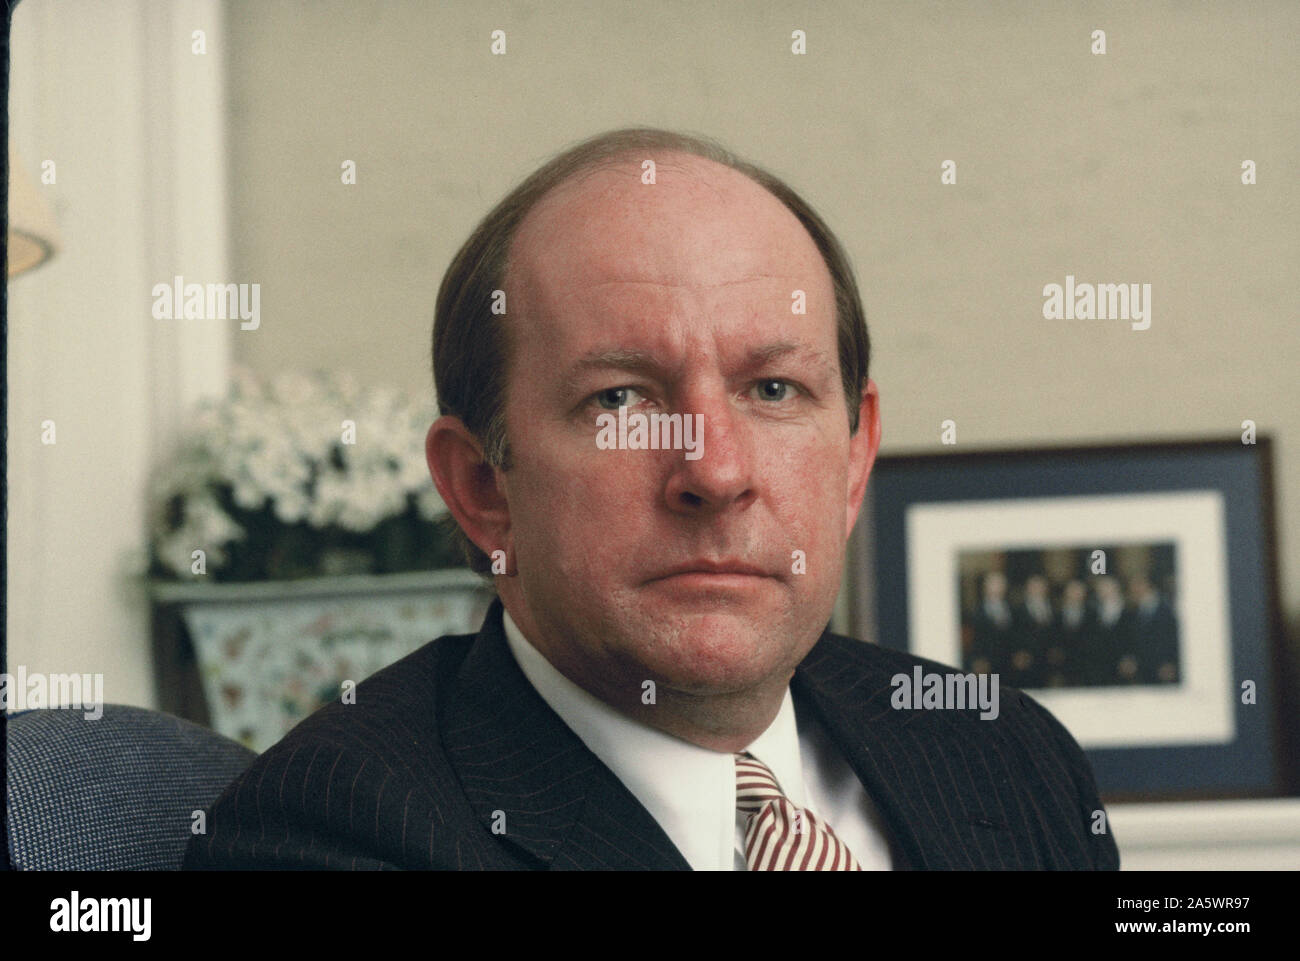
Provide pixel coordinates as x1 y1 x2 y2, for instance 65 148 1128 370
533 458 642 549
772 502 841 595
774 445 840 510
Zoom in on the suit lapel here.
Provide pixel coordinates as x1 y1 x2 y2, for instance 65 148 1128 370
792 632 999 870
442 599 691 870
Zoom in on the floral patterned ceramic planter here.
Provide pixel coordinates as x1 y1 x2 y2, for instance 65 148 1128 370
153 569 493 752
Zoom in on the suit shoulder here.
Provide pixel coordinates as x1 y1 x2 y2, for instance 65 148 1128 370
184 630 478 870
807 631 1120 868
276 629 475 746
813 629 1081 735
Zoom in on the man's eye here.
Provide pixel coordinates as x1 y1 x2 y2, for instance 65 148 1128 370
594 386 644 410
755 379 798 402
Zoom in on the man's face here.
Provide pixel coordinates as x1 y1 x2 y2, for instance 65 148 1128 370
492 153 877 703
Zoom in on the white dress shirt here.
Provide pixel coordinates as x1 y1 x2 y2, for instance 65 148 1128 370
501 608 894 871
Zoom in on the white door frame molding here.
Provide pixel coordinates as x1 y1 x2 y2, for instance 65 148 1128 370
7 0 230 709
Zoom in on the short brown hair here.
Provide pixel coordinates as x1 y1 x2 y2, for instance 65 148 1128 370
432 128 871 574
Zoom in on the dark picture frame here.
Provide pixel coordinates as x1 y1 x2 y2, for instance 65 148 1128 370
851 437 1292 801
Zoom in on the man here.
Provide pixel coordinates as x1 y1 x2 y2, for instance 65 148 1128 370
1052 579 1094 687
1128 575 1180 685
967 570 1015 678
1092 575 1136 685
1008 574 1055 689
185 128 1118 870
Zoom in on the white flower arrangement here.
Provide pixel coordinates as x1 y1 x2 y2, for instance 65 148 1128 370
149 365 454 581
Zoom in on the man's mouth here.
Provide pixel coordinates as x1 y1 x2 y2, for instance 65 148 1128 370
645 559 775 587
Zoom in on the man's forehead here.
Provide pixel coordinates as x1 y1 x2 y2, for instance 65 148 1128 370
507 153 832 306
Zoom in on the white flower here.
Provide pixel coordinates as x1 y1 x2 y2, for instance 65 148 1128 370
152 364 448 577
151 490 245 577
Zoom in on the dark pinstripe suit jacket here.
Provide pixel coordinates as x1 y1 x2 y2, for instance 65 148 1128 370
184 598 1120 870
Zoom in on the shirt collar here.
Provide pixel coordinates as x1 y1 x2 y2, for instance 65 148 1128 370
500 605 806 870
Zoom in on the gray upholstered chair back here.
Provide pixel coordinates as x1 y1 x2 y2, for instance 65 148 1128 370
5 704 257 870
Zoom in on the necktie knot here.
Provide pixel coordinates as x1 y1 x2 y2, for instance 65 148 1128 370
734 752 787 815
734 752 863 871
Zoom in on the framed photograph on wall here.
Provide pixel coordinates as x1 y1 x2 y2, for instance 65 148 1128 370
856 437 1291 800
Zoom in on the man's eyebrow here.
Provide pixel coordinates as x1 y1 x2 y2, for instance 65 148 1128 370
567 348 667 379
742 342 833 370
565 342 833 379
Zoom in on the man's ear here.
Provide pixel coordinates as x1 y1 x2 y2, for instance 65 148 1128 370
425 416 511 563
844 378 881 538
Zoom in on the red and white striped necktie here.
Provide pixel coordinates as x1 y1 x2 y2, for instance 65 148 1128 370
735 752 862 871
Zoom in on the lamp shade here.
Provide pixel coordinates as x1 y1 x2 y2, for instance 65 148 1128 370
7 147 60 277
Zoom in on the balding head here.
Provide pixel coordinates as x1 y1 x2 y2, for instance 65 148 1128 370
431 129 871 574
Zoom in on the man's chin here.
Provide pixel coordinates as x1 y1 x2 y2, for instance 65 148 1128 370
621 607 802 695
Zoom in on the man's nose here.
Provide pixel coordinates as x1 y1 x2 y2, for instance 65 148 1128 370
662 393 755 514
